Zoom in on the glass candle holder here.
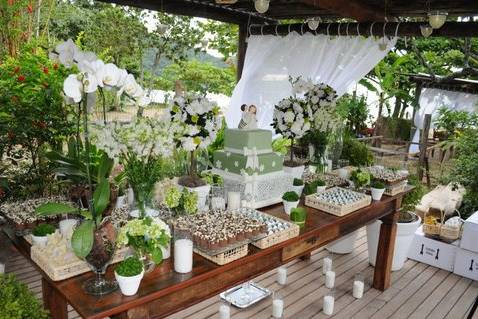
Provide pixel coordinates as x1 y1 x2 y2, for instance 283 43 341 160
210 185 226 210
227 185 241 211
353 273 364 299
173 227 193 274
219 299 231 319
323 290 335 315
272 291 284 319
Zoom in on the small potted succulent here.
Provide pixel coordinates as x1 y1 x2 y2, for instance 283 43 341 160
290 207 307 228
282 191 300 215
370 179 386 201
292 178 305 195
31 223 56 247
114 256 144 296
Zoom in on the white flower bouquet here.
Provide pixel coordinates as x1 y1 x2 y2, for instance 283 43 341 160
168 93 222 187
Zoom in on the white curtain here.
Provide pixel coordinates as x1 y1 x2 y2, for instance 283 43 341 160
409 88 478 153
226 32 397 129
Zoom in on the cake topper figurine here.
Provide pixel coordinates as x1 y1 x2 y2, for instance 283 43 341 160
238 104 258 130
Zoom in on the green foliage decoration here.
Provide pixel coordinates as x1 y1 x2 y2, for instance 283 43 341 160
340 136 373 167
115 256 143 277
293 178 304 186
290 207 307 227
0 274 49 319
282 191 299 202
370 179 386 189
32 223 56 237
401 175 425 213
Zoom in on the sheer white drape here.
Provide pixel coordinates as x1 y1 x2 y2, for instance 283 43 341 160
226 32 397 129
409 88 478 153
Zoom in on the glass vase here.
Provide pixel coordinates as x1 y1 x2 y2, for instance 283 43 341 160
83 221 118 295
131 183 157 218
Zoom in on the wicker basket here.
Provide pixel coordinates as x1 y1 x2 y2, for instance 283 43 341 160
440 211 463 243
30 240 129 281
194 244 248 265
304 187 372 217
252 222 300 249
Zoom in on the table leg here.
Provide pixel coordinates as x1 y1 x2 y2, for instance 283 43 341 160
300 252 312 261
372 209 399 291
42 278 68 319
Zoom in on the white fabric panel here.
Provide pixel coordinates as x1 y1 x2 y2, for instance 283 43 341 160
227 33 397 130
409 88 478 153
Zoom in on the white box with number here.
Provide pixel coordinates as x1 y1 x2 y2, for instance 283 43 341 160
454 248 478 281
460 211 478 253
408 226 459 272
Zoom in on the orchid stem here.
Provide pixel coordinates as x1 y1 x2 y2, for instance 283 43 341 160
82 94 96 228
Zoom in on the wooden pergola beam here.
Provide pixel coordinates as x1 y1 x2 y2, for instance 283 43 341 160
300 0 387 22
99 0 277 24
249 22 478 38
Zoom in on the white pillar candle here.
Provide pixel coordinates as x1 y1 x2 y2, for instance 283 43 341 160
323 295 334 315
219 304 230 319
227 191 241 210
325 271 335 289
327 160 333 172
211 197 226 210
272 299 284 318
59 219 77 237
323 257 332 274
353 280 364 299
174 239 193 273
277 267 287 285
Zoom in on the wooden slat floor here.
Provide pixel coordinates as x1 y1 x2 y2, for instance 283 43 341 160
4 228 478 319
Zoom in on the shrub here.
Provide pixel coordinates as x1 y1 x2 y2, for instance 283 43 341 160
32 223 55 237
293 178 304 186
0 274 49 319
115 256 143 277
401 175 425 212
370 179 386 189
282 191 299 202
340 136 373 167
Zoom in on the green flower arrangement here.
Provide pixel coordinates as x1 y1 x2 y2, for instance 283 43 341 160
117 217 171 265
165 186 198 215
32 223 56 237
350 169 371 190
282 191 300 202
115 256 143 277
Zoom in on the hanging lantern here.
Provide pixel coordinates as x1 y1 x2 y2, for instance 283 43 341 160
428 11 448 29
157 23 169 35
420 24 433 37
254 0 269 14
307 18 320 31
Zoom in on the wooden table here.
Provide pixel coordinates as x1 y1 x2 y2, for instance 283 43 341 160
6 190 407 319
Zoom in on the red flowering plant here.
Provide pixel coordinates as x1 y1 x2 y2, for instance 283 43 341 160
0 46 75 200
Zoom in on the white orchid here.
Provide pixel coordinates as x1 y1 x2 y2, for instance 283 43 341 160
55 39 78 68
63 74 83 103
101 63 121 87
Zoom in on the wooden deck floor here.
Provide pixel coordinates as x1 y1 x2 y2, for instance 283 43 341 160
4 228 478 319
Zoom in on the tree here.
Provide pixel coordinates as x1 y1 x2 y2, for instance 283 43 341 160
198 20 238 61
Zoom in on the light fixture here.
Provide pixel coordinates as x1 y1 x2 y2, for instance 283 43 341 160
428 11 448 29
254 0 269 14
420 24 433 37
307 18 320 30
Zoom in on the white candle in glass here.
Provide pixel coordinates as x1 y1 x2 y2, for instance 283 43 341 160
227 191 241 210
353 280 364 299
59 219 77 237
325 271 335 288
272 299 284 318
174 239 193 273
277 267 287 285
0 263 4 274
323 295 335 315
327 159 333 172
211 197 226 210
219 303 230 319
323 257 332 274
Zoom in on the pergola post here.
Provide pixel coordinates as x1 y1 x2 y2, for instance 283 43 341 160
418 114 432 184
236 23 248 82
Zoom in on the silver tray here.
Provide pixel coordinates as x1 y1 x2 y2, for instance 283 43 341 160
220 282 271 308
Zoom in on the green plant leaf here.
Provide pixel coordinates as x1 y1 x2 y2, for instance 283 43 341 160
36 202 77 216
151 247 163 265
71 220 94 258
97 153 113 181
93 178 110 215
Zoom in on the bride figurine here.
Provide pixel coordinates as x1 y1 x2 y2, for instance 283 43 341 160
238 104 258 130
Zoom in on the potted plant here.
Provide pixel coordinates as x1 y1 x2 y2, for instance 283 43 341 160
168 93 222 209
117 217 171 272
303 180 324 196
367 175 424 271
282 191 300 215
290 207 307 228
370 179 386 201
114 256 144 296
316 179 327 193
31 223 56 246
291 178 305 195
